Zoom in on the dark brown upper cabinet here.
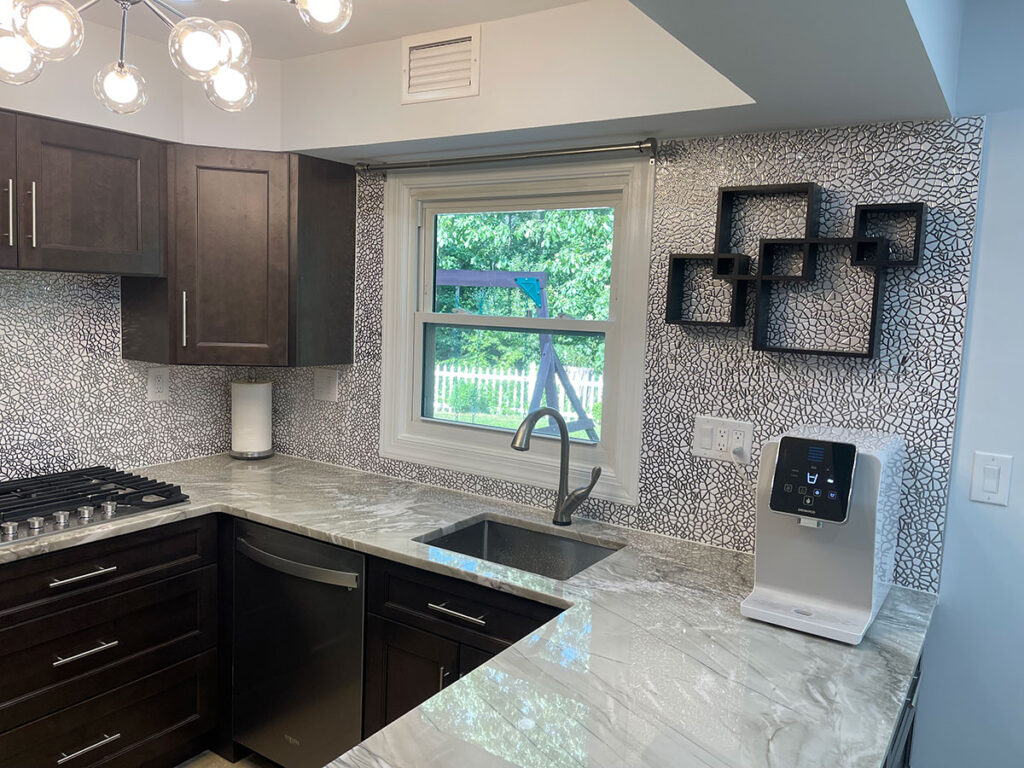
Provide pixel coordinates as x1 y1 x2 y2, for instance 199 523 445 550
121 145 355 367
0 112 17 271
6 114 165 276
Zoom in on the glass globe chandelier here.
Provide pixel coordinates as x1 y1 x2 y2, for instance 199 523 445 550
0 0 354 113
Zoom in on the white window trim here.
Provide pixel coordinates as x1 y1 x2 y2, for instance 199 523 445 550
379 158 654 506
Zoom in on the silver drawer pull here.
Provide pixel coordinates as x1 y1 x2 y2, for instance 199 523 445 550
5 178 12 247
53 639 119 668
427 601 487 627
49 565 118 589
28 181 36 248
57 733 121 765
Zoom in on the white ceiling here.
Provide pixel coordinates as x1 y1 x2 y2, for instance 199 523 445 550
84 0 585 60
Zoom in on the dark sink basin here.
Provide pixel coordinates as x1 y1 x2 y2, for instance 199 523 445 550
418 518 622 580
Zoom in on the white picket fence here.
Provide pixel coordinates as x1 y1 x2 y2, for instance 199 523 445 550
432 362 603 417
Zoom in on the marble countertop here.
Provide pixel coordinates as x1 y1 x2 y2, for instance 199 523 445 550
0 454 935 768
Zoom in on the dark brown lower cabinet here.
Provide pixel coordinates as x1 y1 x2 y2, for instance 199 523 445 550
363 558 564 739
0 518 220 768
364 615 461 736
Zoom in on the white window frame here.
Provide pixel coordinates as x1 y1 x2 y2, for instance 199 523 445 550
379 158 653 505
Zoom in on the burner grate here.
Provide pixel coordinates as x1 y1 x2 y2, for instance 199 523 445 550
0 466 189 522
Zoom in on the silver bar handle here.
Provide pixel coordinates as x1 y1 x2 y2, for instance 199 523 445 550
181 290 187 347
438 665 447 691
5 178 12 247
427 601 487 627
236 538 359 590
57 733 121 765
49 565 117 589
29 181 36 248
53 639 119 668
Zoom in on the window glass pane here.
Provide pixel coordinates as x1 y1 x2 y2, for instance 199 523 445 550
423 324 604 442
433 208 614 321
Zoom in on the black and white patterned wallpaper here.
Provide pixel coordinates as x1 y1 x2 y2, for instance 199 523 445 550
0 118 983 593
0 271 236 480
265 118 984 593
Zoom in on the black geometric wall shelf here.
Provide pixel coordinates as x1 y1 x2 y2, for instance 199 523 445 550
664 183 926 358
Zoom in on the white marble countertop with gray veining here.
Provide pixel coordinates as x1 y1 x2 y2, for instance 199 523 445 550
0 454 935 768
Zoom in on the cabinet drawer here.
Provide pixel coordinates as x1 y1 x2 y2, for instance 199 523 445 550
0 566 216 733
367 558 561 652
0 650 216 768
0 517 216 625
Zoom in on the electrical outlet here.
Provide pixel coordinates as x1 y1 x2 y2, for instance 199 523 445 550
146 367 170 402
313 367 339 402
693 416 753 464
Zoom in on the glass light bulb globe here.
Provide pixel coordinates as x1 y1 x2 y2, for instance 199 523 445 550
13 0 83 62
204 63 255 112
168 17 229 81
216 19 251 67
94 61 146 114
0 0 15 31
0 28 42 84
295 0 352 34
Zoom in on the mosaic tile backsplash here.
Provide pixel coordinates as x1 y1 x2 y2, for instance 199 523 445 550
0 271 236 479
0 118 983 593
266 118 984 593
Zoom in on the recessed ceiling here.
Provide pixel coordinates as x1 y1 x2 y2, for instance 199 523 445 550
84 0 586 60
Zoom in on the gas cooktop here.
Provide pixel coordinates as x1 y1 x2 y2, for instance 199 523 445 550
0 466 189 543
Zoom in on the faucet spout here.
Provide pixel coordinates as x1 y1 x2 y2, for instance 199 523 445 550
511 407 601 526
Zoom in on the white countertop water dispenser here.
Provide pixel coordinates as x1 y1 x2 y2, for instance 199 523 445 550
741 427 906 644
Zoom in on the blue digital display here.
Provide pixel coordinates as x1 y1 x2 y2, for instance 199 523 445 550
807 445 826 462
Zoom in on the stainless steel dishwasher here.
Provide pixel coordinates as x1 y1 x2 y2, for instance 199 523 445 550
232 520 364 768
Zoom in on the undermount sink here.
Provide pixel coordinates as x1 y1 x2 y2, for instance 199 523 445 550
417 517 623 580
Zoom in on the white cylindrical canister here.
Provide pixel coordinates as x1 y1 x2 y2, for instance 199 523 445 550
230 380 273 460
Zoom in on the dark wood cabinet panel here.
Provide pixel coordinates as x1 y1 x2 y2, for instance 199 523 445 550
458 644 493 678
0 516 216 626
0 565 217 733
0 112 16 270
364 615 458 738
0 650 216 768
173 145 290 366
15 115 164 275
122 147 354 366
367 557 562 653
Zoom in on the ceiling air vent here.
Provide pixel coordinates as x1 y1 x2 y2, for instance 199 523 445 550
401 24 480 105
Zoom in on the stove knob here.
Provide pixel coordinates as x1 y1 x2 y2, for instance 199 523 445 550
1 521 17 538
78 505 94 521
100 501 118 517
54 510 70 526
27 516 45 530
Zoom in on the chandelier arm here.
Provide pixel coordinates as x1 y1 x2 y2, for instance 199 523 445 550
141 0 175 28
117 3 128 67
75 0 103 12
147 0 185 21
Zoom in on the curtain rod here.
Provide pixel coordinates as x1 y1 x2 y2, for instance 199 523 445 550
355 138 657 173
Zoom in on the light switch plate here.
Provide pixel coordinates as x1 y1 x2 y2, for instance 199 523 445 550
693 416 753 464
146 367 169 402
313 367 339 402
970 452 1013 506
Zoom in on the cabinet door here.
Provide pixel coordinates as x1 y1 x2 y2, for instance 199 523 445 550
174 145 290 366
16 115 164 275
364 616 459 738
0 112 16 269
458 644 493 678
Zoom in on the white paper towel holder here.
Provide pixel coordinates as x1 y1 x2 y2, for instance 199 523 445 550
230 379 275 461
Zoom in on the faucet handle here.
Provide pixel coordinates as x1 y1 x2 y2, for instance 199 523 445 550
582 465 601 495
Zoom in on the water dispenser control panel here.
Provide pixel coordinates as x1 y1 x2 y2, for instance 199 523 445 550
769 437 857 524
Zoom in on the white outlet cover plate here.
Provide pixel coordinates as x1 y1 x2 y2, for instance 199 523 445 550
146 367 170 402
313 367 339 402
970 451 1013 506
693 415 753 464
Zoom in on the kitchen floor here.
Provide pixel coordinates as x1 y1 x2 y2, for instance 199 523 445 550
176 752 280 768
